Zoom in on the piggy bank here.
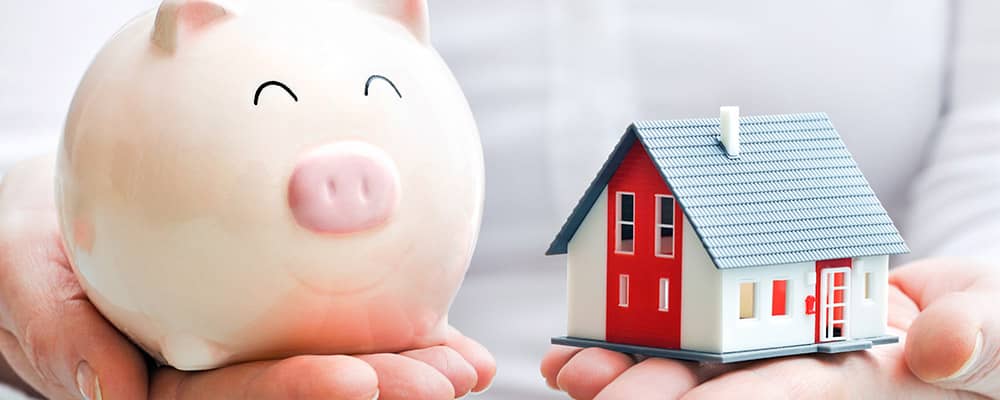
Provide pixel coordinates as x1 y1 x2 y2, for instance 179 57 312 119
55 0 483 371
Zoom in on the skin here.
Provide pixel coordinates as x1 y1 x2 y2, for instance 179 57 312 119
542 258 1000 399
0 156 496 400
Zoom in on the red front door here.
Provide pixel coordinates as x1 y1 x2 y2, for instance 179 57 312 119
606 143 683 349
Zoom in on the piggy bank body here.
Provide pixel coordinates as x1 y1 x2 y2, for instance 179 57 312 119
56 0 483 370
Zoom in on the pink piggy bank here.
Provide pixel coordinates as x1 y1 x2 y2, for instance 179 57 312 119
55 0 483 371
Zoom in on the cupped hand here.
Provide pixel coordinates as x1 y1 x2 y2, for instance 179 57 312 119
0 155 495 400
542 258 1000 399
147 326 495 400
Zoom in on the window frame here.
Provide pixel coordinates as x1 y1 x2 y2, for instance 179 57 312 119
619 274 630 307
654 194 677 259
659 278 670 312
615 191 636 255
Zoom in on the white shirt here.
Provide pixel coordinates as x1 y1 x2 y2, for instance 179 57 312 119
2 1 999 398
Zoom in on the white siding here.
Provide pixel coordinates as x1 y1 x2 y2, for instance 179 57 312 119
716 256 890 353
719 261 816 352
565 188 608 340
849 255 889 339
679 216 723 352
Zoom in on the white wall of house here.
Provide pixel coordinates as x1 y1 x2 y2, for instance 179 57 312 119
849 255 889 339
678 216 723 353
714 255 890 353
565 188 608 341
718 261 817 353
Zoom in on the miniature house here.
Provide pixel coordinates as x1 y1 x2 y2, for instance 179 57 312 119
547 108 909 362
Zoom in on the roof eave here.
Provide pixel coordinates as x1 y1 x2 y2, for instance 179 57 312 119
545 125 640 257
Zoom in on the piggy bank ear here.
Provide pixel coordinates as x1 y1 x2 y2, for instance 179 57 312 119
152 0 232 52
364 0 430 44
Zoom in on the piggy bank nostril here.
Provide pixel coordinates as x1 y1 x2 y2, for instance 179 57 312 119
325 180 338 201
360 177 371 202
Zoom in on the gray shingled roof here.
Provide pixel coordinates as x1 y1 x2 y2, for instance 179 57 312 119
546 112 909 269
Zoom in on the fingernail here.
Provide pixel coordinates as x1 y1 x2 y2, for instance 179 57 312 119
76 361 102 400
370 389 379 400
936 331 983 383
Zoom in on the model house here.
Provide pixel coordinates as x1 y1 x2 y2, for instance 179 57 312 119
547 108 908 362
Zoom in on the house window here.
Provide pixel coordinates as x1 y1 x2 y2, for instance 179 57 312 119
864 272 872 300
655 195 676 257
659 278 670 312
772 280 788 316
740 282 756 319
619 275 630 307
616 192 635 254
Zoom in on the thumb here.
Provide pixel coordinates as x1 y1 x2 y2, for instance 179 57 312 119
0 155 149 399
905 290 1000 397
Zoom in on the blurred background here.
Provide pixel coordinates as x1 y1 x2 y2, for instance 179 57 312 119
3 0 999 399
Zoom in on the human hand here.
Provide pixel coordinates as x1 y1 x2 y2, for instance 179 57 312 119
0 155 495 399
147 326 495 400
541 258 1000 399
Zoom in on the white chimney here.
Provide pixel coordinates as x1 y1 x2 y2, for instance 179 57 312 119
720 106 740 158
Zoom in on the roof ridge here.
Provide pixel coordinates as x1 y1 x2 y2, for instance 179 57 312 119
634 112 830 130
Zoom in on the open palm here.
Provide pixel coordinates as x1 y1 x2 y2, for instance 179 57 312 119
542 258 1000 399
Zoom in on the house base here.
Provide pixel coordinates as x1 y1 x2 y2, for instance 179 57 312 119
551 335 900 364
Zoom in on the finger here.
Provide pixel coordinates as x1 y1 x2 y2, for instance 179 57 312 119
906 290 1000 398
444 326 496 392
890 258 997 310
0 157 148 400
682 347 969 400
359 353 454 400
595 358 699 400
887 283 921 330
150 355 379 400
681 355 861 399
555 347 635 400
540 346 581 390
401 346 477 397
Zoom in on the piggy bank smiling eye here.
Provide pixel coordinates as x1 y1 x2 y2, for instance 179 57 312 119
365 74 402 98
253 80 298 106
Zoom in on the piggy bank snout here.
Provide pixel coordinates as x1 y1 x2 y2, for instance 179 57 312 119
288 141 401 234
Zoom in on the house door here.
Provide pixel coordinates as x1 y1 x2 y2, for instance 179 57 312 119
605 143 682 349
817 261 852 343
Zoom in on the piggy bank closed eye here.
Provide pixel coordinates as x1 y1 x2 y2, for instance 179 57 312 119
56 0 484 371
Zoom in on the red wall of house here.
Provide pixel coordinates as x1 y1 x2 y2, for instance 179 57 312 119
606 142 683 349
